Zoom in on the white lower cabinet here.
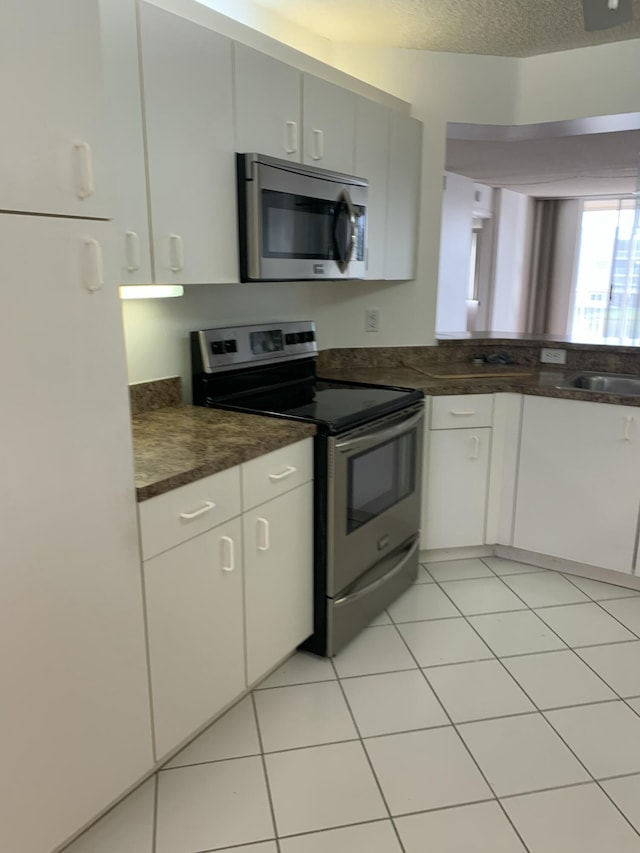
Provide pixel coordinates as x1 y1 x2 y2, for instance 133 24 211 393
421 395 493 550
244 483 314 685
423 428 491 550
514 396 640 573
144 518 245 759
139 438 313 760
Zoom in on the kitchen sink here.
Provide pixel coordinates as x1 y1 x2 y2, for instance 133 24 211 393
556 372 640 395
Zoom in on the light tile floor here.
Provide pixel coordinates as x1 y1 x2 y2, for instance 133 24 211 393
64 557 640 853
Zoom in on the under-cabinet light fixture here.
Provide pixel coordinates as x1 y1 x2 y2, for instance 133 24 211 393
119 285 184 299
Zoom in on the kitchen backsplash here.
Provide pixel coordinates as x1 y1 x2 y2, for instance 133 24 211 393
318 339 640 374
129 377 182 415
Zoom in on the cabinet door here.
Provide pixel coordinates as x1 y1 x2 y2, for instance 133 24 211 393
99 0 153 284
514 396 640 573
302 74 356 174
355 97 390 280
139 2 238 284
385 114 422 280
244 483 313 685
144 518 245 759
234 44 301 161
0 0 109 217
0 215 153 853
422 428 491 550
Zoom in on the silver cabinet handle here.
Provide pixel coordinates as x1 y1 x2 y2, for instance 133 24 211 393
624 416 635 442
179 501 215 520
450 410 476 416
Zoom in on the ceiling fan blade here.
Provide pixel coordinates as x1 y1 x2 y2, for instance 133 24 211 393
581 0 632 30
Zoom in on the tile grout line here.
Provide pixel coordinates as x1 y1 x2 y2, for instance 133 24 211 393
559 572 640 640
429 566 640 841
378 603 534 853
443 564 640 836
151 772 159 853
328 655 409 853
249 690 282 853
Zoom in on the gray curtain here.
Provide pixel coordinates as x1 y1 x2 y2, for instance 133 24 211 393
525 199 559 334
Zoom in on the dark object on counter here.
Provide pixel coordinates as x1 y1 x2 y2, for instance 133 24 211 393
479 351 514 365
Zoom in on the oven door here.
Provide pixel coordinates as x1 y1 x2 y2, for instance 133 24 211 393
326 403 424 596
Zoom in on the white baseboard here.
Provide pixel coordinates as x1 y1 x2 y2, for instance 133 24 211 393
419 545 494 564
420 543 640 591
496 545 640 591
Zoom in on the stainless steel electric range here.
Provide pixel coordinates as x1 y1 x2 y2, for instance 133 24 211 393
191 320 424 656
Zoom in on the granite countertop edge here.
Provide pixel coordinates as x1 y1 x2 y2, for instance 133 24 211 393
318 365 640 406
132 405 316 502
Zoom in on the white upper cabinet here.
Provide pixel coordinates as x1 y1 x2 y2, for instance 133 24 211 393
385 114 422 280
139 2 238 284
234 44 302 160
0 0 109 218
99 0 153 283
354 97 390 281
302 74 356 174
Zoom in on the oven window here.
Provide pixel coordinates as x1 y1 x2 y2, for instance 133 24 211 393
347 431 416 533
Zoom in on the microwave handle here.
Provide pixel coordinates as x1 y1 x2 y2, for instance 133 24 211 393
333 190 357 273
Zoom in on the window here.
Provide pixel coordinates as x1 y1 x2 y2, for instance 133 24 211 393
570 198 640 342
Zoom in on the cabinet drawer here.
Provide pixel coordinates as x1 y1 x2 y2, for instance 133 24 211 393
242 438 313 511
430 395 493 430
138 466 242 560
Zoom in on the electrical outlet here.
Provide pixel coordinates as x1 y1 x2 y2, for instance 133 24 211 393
365 308 380 333
540 347 567 365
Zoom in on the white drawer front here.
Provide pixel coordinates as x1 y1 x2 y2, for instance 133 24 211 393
139 466 242 560
242 438 313 511
430 394 494 430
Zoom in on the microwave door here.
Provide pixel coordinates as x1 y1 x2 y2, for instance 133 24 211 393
332 191 356 273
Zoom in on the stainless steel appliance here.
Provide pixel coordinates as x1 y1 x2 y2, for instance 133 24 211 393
236 153 368 282
191 321 424 656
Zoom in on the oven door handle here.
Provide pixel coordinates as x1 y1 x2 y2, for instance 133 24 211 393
334 536 420 607
335 408 423 453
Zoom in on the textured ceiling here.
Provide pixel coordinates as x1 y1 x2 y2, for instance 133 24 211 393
251 0 640 56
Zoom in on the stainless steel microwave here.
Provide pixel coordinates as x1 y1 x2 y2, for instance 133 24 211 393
236 153 368 282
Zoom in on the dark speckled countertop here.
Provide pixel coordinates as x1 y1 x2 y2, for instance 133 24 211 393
132 405 316 502
319 363 640 406
131 340 640 502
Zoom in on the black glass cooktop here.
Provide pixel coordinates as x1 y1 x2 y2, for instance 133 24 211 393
205 377 423 433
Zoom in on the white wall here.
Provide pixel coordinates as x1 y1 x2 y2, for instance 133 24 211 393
516 40 640 124
489 189 534 333
435 172 475 334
